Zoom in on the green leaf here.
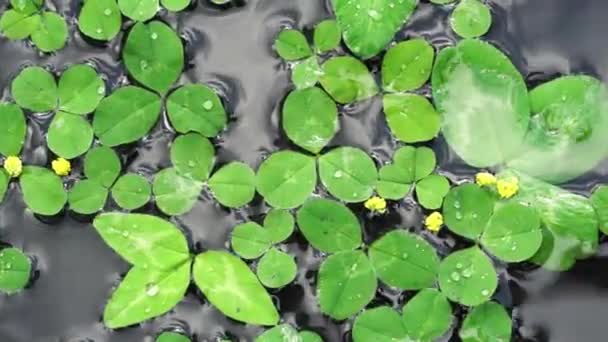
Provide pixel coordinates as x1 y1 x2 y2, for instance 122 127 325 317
93 213 190 269
11 0 42 12
481 202 542 262
58 64 105 115
0 248 31 294
438 246 497 306
382 39 434 92
193 250 279 325
153 167 202 216
319 56 379 104
208 162 256 208
256 324 300 342
402 289 453 341
459 301 512 342
47 112 94 159
78 0 121 41
162 0 190 11
591 185 608 235
11 66 57 112
508 75 608 183
292 57 323 89
118 0 159 21
166 84 227 137
442 183 495 240
231 222 272 260
274 29 312 61
313 19 341 53
170 133 215 181
20 166 67 216
0 10 40 40
156 331 191 342
296 198 362 253
282 87 338 154
352 306 407 342
84 146 121 188
111 173 151 210
68 179 108 214
383 93 440 143
369 230 439 290
377 146 436 200
263 209 294 244
256 247 297 288
31 12 68 52
0 103 26 156
318 147 377 203
317 250 377 320
123 21 184 95
331 0 417 59
93 86 162 146
432 39 530 167
430 0 456 3
450 0 492 39
299 331 323 342
256 150 317 209
0 170 8 203
415 174 450 210
103 262 191 329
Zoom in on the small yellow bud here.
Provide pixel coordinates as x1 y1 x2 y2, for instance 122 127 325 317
3 156 22 178
52 158 71 176
364 196 387 214
425 211 443 233
497 176 519 199
475 172 497 187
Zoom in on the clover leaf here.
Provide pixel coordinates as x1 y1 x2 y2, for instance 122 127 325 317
274 29 312 61
31 12 68 52
450 0 493 39
58 64 105 115
313 19 341 53
162 0 191 11
153 167 202 216
318 146 377 203
256 247 297 289
443 183 495 239
20 166 67 216
156 331 191 342
170 133 215 182
47 111 94 159
84 146 121 188
459 301 512 342
0 9 41 40
383 93 440 143
68 179 108 215
231 222 272 260
263 209 294 244
11 66 57 112
319 56 379 104
299 331 323 342
78 0 121 41
0 103 26 157
415 174 450 210
208 162 256 208
0 171 8 203
353 306 407 341
382 39 434 92
591 185 608 235
118 0 159 22
166 84 227 137
291 57 323 89
111 173 151 210
255 324 299 342
0 247 32 294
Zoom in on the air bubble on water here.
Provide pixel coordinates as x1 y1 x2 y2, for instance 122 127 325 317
203 100 214 110
451 271 460 281
145 283 159 297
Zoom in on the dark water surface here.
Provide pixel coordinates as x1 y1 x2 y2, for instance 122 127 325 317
1 0 608 341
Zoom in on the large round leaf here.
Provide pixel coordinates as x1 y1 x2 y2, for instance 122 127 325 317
68 179 108 214
319 56 379 104
402 289 452 341
382 39 434 92
47 112 94 159
20 166 67 216
0 103 26 156
11 66 57 112
0 248 31 294
153 168 202 216
170 133 215 181
459 301 512 342
383 93 440 143
318 147 377 203
166 84 227 137
442 183 495 240
208 162 256 208
58 64 105 115
78 0 121 41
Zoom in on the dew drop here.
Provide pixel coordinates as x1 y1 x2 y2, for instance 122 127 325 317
456 263 463 269
144 307 151 313
481 289 490 296
450 271 460 281
104 8 112 16
151 32 158 40
401 253 408 260
145 283 159 297
97 86 105 95
368 9 381 20
454 200 461 209
461 268 473 278
187 160 196 167
140 60 148 70
122 231 129 237
96 28 103 34
455 211 463 220
334 170 343 178
203 100 214 110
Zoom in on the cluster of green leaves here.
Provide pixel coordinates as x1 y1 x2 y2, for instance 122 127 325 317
0 247 32 294
0 0 68 52
78 0 191 41
255 324 323 342
93 213 280 328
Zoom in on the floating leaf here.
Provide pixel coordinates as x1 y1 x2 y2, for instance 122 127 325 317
93 213 190 269
256 324 299 342
256 151 317 209
20 166 67 216
331 0 417 59
318 147 377 203
111 173 151 210
11 66 57 112
31 12 68 52
450 0 492 39
319 56 379 104
459 301 512 342
317 250 377 320
153 168 202 216
11 0 43 13
170 133 215 182
415 174 450 210
162 0 190 11
442 183 495 240
438 246 497 306
0 103 26 156
123 21 184 95
78 0 121 41
383 94 440 143
47 112 94 159
296 198 362 253
282 87 338 154
274 29 312 61
369 230 439 290
352 306 407 342
231 222 272 260
193 250 279 325
0 171 8 203
208 162 256 208
256 247 297 288
68 179 108 214
0 10 40 40
0 248 31 294
103 262 191 329
263 209 294 244
402 289 453 341
382 39 434 92
591 185 608 235
118 0 159 22
166 84 227 137
430 0 456 3
432 39 530 167
156 331 191 342
93 86 161 146
84 146 121 188
313 19 341 53
377 146 435 200
299 331 323 342
58 64 105 115
292 57 323 89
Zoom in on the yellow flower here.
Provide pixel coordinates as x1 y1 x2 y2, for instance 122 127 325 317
497 176 519 199
425 211 443 233
365 196 387 214
475 172 497 187
52 158 71 176
3 156 22 178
